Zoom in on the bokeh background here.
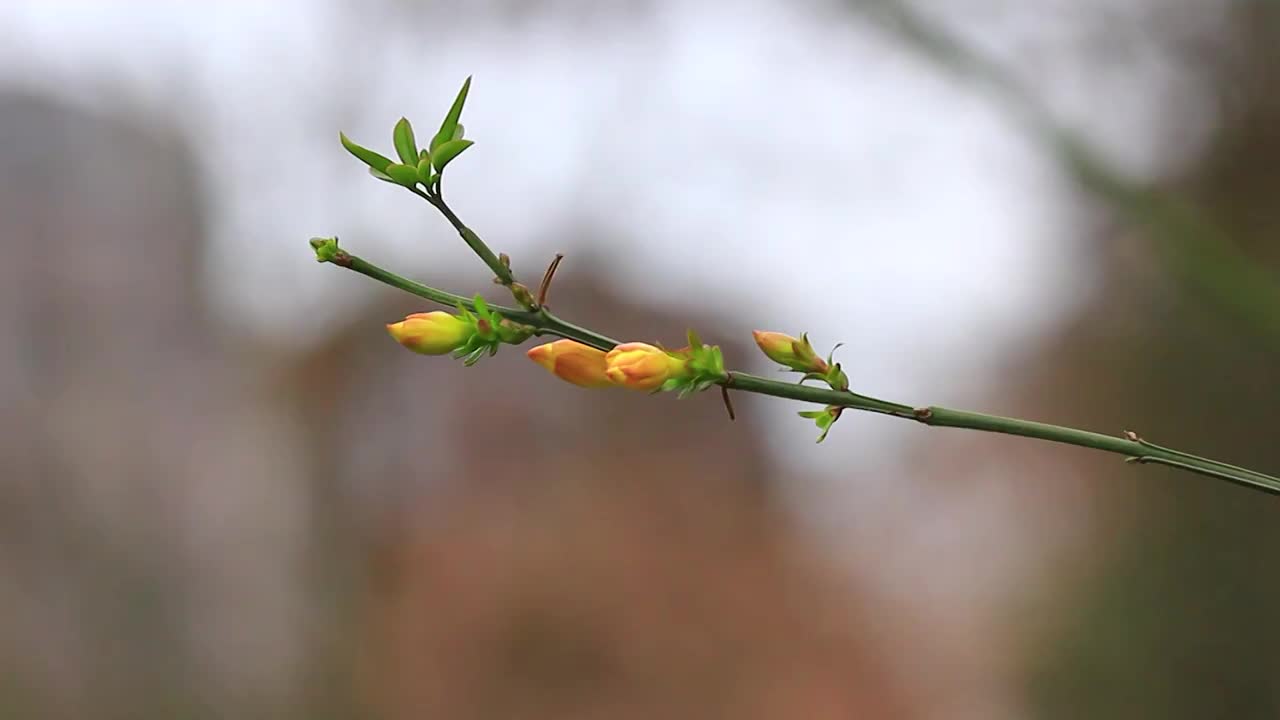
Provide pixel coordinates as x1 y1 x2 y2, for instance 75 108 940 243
2 1 1278 718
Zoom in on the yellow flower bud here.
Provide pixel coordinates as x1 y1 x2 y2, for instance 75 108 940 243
386 311 474 355
604 342 689 391
752 330 827 373
526 340 613 388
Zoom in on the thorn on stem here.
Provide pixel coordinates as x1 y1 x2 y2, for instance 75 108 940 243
538 253 566 308
721 385 736 421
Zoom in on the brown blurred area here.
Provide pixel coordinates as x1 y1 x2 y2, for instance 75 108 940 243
0 91 918 718
293 283 919 718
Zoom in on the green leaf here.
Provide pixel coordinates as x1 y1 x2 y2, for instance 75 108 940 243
432 139 474 173
340 132 393 172
431 76 472 152
472 294 491 318
687 329 703 349
453 123 465 141
384 163 420 187
368 167 395 183
417 156 434 183
392 118 418 165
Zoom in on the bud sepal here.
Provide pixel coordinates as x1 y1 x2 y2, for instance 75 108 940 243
670 329 729 398
798 406 843 443
449 294 535 366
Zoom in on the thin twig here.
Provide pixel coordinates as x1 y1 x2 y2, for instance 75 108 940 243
538 253 566 308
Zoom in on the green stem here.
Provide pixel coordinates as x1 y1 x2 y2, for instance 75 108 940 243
919 407 1280 495
317 242 1280 497
409 185 515 287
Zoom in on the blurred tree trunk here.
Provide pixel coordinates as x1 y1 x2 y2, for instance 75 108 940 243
1020 5 1280 717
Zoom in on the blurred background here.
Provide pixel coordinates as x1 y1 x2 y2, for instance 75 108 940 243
2 0 1278 717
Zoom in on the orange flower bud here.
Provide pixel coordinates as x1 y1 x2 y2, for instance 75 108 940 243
752 330 827 373
386 311 474 355
604 342 689 391
526 340 613 388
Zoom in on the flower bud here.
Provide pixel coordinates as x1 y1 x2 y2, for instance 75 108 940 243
604 342 689 391
526 340 613 388
387 311 474 355
752 331 827 373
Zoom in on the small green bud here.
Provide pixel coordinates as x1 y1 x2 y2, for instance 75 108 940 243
309 236 341 263
510 282 536 310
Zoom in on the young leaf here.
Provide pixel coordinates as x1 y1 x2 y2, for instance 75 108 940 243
452 123 465 141
431 76 472 151
417 156 434 183
432 139 474 173
340 132 393 172
392 118 418 165
385 163 420 187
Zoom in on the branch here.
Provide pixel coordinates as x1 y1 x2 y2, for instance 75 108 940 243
313 239 1280 496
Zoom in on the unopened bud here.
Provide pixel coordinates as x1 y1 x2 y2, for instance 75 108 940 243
604 342 689 391
526 340 613 388
386 311 474 355
752 331 827 373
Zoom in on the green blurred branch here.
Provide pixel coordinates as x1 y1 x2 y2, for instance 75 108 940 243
855 0 1280 351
